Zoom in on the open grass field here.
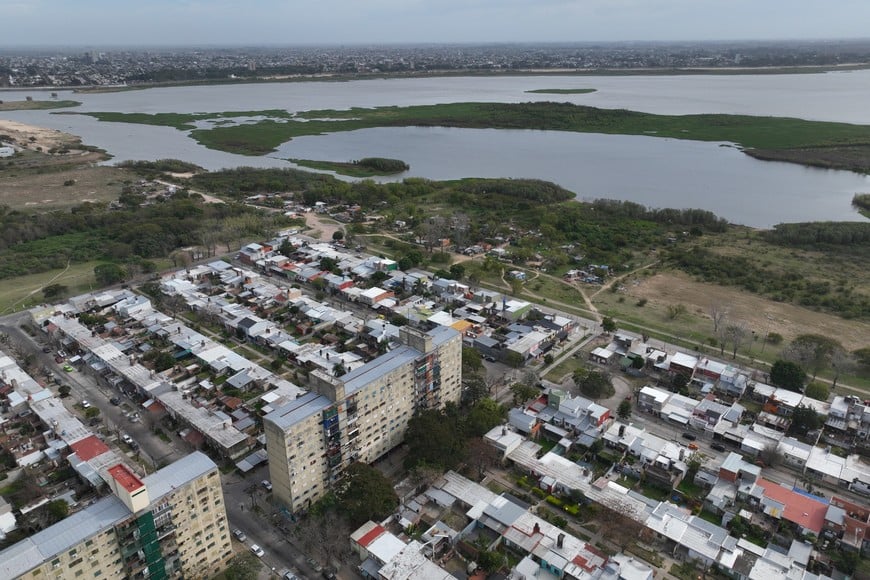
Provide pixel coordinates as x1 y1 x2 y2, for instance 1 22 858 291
0 261 101 313
0 165 130 211
0 100 80 111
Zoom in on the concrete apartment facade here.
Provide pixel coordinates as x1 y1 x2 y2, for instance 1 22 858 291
264 326 462 512
0 452 232 580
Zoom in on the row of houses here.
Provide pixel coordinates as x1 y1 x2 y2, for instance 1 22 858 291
485 426 847 579
351 470 653 580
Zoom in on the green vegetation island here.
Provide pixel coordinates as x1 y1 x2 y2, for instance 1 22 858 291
525 88 597 94
0 99 80 111
289 157 409 177
69 101 870 173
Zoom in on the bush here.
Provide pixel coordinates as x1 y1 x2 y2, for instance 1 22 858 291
545 495 564 508
636 298 648 307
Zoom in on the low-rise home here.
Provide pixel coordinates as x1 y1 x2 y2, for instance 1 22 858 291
590 346 618 365
637 385 670 416
824 496 870 552
752 478 828 536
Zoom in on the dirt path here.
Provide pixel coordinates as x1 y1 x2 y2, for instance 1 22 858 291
3 259 71 314
153 178 224 204
590 260 660 300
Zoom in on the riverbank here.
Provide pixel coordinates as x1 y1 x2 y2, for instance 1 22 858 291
0 100 80 111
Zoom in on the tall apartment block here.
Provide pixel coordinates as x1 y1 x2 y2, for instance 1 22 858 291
0 452 232 580
264 326 462 511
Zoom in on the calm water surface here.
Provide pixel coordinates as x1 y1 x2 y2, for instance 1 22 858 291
3 71 870 226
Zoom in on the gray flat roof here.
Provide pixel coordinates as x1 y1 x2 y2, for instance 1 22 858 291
264 391 333 431
0 452 216 579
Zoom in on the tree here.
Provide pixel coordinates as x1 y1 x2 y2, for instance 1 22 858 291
601 316 617 333
758 444 783 467
804 382 830 402
462 376 490 405
723 321 749 359
666 303 687 320
465 398 506 437
42 283 68 300
404 409 466 470
617 399 632 420
770 359 806 392
785 334 842 380
709 302 729 335
505 350 524 368
672 372 690 394
510 382 539 407
573 368 614 400
332 229 344 241
449 263 465 280
467 436 501 479
46 499 69 522
462 347 484 376
57 384 71 398
829 348 853 390
93 263 126 286
788 405 822 437
334 462 398 527
223 552 262 580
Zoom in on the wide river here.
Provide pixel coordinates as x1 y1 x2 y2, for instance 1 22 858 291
4 71 870 227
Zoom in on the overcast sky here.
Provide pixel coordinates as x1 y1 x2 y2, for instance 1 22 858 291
2 0 869 47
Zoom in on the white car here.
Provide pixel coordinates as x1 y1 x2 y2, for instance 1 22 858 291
261 480 273 491
250 544 265 557
81 400 91 409
121 433 133 445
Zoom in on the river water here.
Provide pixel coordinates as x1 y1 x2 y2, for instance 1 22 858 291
3 71 870 227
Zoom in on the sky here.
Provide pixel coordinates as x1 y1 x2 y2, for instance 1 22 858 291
1 0 869 47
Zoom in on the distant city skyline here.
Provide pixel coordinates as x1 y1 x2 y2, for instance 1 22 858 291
2 0 870 47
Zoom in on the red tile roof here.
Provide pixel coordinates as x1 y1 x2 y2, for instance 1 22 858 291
108 464 144 493
357 524 386 548
69 435 110 461
757 478 827 533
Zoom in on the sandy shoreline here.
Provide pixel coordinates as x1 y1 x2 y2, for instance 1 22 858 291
0 119 82 152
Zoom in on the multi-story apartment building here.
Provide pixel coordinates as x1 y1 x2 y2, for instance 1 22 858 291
264 325 461 511
0 452 232 580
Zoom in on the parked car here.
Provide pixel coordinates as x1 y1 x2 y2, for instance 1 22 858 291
109 397 121 406
232 529 247 542
711 443 726 452
261 480 273 491
250 544 265 557
681 432 696 441
306 558 323 573
63 364 74 372
42 346 52 353
121 433 133 445
81 400 91 409
688 442 699 451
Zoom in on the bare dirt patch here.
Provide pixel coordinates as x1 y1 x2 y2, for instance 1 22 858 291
303 212 344 240
626 270 869 351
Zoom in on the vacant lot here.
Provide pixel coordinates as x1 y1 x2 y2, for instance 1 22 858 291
0 261 100 313
0 165 130 211
594 270 870 352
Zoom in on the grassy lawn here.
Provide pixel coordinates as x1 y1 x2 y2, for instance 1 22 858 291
677 479 704 499
698 510 722 526
638 482 672 502
0 261 101 313
544 356 587 383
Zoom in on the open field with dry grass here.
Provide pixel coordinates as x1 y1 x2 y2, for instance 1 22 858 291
595 270 870 352
0 261 100 314
0 165 131 211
